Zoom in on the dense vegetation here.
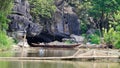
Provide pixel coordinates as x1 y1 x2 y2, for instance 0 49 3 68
0 0 14 49
67 0 120 48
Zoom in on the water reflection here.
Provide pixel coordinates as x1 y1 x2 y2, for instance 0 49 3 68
14 48 77 57
0 60 120 68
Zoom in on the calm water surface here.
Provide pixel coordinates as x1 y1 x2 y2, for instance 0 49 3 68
0 48 120 68
0 60 120 68
0 48 77 57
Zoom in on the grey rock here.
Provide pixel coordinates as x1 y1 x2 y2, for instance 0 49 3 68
54 0 64 6
86 28 96 35
70 34 84 43
53 1 80 35
8 0 81 43
8 0 42 37
14 0 21 3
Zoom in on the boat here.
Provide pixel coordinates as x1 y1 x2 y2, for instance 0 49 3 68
31 43 80 48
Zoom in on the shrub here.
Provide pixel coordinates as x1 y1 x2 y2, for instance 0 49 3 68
113 32 120 49
114 41 120 49
103 28 115 45
88 34 100 44
103 27 120 49
0 31 14 49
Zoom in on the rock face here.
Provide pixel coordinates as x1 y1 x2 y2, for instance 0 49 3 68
8 0 42 37
8 0 80 44
53 0 80 35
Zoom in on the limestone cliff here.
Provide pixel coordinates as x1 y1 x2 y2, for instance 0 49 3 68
8 0 42 37
45 0 80 35
8 0 80 43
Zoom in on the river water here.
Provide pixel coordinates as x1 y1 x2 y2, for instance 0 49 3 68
0 60 120 68
0 48 120 68
0 48 77 57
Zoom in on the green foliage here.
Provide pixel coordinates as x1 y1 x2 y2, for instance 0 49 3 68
103 27 120 49
106 9 120 49
112 31 120 49
114 40 120 49
71 0 120 48
80 23 88 33
88 34 100 44
0 0 13 30
103 28 115 45
0 0 13 14
89 0 120 17
0 31 14 49
0 12 10 30
29 0 56 19
64 40 72 44
0 0 13 49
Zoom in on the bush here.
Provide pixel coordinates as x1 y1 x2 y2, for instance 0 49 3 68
103 28 115 45
88 34 100 44
0 31 14 49
103 27 120 49
113 32 120 49
114 41 120 49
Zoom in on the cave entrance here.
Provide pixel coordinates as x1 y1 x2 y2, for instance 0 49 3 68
26 32 70 46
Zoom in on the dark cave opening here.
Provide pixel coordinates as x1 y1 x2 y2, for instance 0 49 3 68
26 32 70 46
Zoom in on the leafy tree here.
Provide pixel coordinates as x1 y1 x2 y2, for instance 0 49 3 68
29 0 56 20
89 0 120 29
104 11 120 48
68 0 120 47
